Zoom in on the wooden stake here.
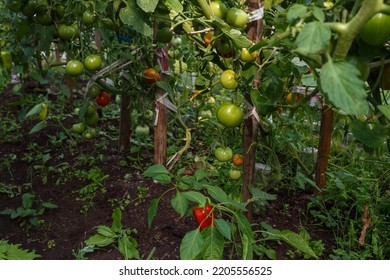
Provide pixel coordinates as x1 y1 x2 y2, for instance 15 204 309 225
119 95 131 153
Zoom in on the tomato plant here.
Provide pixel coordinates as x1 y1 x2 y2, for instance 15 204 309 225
229 169 241 180
216 38 233 58
226 8 248 29
143 68 160 84
216 102 243 128
240 48 258 62
220 70 238 89
82 10 96 25
232 154 244 166
214 147 233 162
96 91 110 107
135 125 150 137
156 27 173 43
66 60 84 76
360 13 390 46
87 84 101 98
347 56 370 81
210 1 227 19
84 54 102 71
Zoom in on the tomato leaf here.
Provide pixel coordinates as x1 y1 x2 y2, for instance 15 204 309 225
201 227 224 260
320 60 369 115
137 0 159 13
295 21 331 55
287 4 307 22
180 229 204 260
378 105 390 121
119 4 153 37
171 191 189 217
349 120 387 148
165 0 183 13
312 6 325 22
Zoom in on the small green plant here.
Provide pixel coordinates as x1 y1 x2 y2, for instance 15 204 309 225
81 208 139 260
0 240 41 260
74 167 108 213
0 193 58 227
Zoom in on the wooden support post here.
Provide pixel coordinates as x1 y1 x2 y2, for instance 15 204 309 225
315 105 334 189
154 84 168 165
119 95 131 153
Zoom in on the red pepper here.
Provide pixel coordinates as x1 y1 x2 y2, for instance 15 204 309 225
192 205 215 231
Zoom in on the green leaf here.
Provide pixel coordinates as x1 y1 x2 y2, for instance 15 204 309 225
41 202 58 209
85 234 115 247
214 218 232 241
312 7 325 22
320 60 369 115
137 0 159 13
296 21 331 55
22 193 34 210
182 191 207 206
194 168 207 181
25 103 43 119
119 4 153 37
180 229 204 260
287 4 307 22
242 234 253 260
224 29 252 49
118 235 140 260
276 230 318 259
112 208 123 232
206 185 228 203
201 227 224 260
29 71 49 85
349 120 387 148
233 211 253 239
0 240 40 260
143 164 172 184
96 225 117 238
165 0 183 13
148 198 159 228
378 105 390 121
171 191 189 217
29 121 47 134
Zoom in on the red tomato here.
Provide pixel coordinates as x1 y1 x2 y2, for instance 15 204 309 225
96 91 110 107
143 68 160 84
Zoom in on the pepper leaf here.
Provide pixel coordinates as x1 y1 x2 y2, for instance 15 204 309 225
147 198 159 228
180 229 204 260
171 191 189 217
182 191 207 206
143 164 172 184
201 227 224 260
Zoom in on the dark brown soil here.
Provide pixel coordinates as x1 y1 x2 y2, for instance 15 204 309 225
0 88 335 260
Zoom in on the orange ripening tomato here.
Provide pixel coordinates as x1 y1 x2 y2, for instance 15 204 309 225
204 31 214 46
232 154 244 166
143 68 160 84
286 92 302 104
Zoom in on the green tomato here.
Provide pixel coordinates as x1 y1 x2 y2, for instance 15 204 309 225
229 169 242 180
170 36 182 48
360 13 390 46
82 10 96 25
1 51 12 71
84 54 102 71
58 24 76 40
215 147 233 162
156 27 173 43
240 48 258 62
72 122 86 134
35 12 52 25
199 110 213 119
66 60 84 76
226 8 248 29
85 111 99 126
210 1 227 19
85 103 97 117
87 83 101 98
220 70 238 89
135 125 150 137
217 102 244 128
